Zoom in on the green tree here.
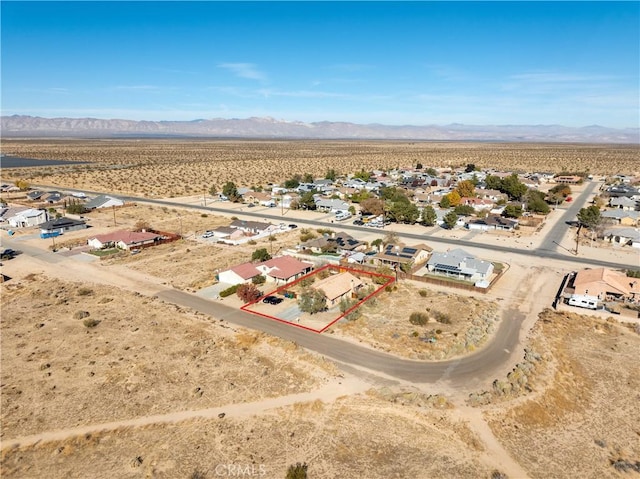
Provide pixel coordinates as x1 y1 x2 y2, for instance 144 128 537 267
439 195 451 208
501 174 528 200
348 205 356 215
371 238 383 250
577 205 601 229
465 163 476 173
484 175 502 191
353 170 371 182
222 181 241 202
443 210 459 229
425 167 438 177
526 190 550 214
208 184 218 197
421 205 437 226
549 184 572 197
303 173 314 183
251 248 271 262
388 200 419 224
454 204 475 216
503 204 523 218
298 288 327 314
325 169 337 181
339 297 361 321
416 162 423 170
65 199 87 214
252 274 266 285
284 174 302 189
298 191 317 210
286 462 308 479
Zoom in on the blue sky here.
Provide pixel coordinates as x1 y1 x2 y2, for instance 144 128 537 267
2 1 638 128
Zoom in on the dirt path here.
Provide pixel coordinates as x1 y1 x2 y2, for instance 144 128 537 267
1 375 370 450
453 405 531 479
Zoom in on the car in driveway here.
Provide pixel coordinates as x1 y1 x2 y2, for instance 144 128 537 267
262 295 283 305
1 248 16 260
202 231 215 239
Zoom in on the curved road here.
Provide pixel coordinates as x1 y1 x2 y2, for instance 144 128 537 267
156 288 523 388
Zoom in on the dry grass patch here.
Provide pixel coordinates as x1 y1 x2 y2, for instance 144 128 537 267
0 275 334 439
1 394 493 479
484 310 640 478
333 281 499 359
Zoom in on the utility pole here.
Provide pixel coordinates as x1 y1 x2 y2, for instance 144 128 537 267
203 190 207 207
112 205 116 226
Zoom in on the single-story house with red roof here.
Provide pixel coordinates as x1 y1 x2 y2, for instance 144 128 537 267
218 255 314 286
87 230 164 250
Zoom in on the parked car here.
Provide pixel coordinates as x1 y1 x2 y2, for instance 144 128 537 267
353 219 364 226
247 203 255 207
202 231 215 239
0 248 16 260
288 224 298 229
262 295 283 305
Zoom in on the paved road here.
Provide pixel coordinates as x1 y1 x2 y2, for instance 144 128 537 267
12 181 632 388
40 182 636 271
156 288 522 387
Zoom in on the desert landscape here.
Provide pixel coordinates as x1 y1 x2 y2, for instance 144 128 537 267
1 139 639 478
2 139 638 197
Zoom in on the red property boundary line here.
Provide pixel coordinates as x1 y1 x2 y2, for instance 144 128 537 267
240 263 396 334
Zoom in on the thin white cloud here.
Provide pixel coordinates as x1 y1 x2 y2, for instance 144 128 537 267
217 63 266 81
509 72 617 83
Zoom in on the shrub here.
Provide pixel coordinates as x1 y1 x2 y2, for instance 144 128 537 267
83 318 100 328
418 289 428 297
236 283 262 303
286 462 308 479
385 285 393 293
219 284 239 298
73 311 90 320
251 274 266 285
299 276 316 287
77 287 93 296
247 239 257 245
251 248 271 262
409 312 429 325
200 213 208 218
434 311 452 324
298 288 327 314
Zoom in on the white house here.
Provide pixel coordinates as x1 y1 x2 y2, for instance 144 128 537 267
87 230 164 250
84 195 125 210
425 248 494 284
218 262 262 285
7 208 48 228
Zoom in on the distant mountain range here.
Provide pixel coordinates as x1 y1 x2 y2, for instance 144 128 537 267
1 115 638 143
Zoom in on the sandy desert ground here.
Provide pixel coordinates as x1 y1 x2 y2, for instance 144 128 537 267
2 140 639 478
2 139 638 198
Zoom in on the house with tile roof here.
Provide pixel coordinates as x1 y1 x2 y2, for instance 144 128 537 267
218 255 313 286
87 230 164 250
314 272 364 307
571 268 640 304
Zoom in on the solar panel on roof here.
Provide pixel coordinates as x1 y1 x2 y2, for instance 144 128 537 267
403 247 417 254
399 254 413 259
435 264 461 272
